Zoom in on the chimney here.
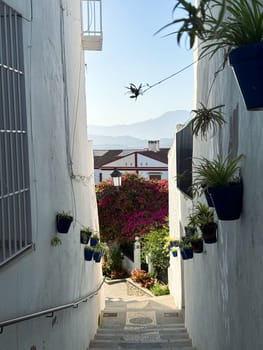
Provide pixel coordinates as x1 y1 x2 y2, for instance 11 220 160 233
148 140 160 152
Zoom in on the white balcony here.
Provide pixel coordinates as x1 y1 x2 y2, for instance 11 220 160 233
82 0 103 51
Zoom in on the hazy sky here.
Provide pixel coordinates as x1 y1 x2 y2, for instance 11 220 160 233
85 0 194 126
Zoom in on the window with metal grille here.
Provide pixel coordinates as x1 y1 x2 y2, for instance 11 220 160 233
0 1 32 266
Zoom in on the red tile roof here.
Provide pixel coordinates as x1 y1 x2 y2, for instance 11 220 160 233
94 149 169 169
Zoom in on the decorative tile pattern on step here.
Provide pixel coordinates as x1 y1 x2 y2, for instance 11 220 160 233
126 311 156 326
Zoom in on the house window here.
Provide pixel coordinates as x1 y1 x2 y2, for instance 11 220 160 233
176 123 193 198
149 173 161 180
0 1 32 266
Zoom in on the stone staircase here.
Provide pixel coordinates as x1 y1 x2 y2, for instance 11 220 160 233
88 296 195 350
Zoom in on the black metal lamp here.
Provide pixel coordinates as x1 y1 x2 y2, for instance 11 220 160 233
110 168 122 188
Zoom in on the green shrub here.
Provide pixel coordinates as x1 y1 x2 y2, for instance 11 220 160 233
141 221 170 283
102 242 128 279
150 282 170 296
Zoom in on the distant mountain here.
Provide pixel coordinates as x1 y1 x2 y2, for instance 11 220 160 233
88 110 190 140
88 110 190 149
89 135 173 149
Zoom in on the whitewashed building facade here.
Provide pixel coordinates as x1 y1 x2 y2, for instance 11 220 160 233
169 11 263 350
0 1 104 349
94 141 169 184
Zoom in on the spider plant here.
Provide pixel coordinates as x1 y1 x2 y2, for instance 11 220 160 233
189 103 225 139
202 0 263 57
155 0 214 49
157 0 263 58
193 154 244 189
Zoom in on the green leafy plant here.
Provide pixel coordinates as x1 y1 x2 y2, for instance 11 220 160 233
102 242 128 279
193 154 244 189
150 282 170 296
91 233 100 240
81 226 92 233
157 0 263 58
80 227 92 244
57 211 72 218
179 239 192 250
50 236 62 247
202 0 263 57
141 221 170 283
188 103 225 139
84 245 94 252
188 202 214 227
155 0 212 49
187 203 217 242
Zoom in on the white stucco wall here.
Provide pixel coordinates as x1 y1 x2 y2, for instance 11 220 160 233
171 29 263 350
0 1 104 349
168 128 193 309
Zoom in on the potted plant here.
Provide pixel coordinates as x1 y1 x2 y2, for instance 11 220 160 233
184 224 197 236
206 0 263 111
90 233 100 247
56 211 73 233
50 236 62 247
80 227 92 244
164 237 179 250
170 246 178 257
193 154 244 220
188 103 225 139
84 245 94 261
189 232 204 253
158 0 263 110
189 203 217 244
93 242 108 263
179 239 193 260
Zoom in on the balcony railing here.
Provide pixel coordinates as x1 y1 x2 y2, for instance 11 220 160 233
82 0 103 51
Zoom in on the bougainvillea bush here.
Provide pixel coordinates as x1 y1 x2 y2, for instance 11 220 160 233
96 173 168 243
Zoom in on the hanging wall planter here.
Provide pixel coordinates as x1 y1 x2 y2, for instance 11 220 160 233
170 247 178 257
200 222 217 244
190 238 203 253
84 247 94 261
181 247 193 260
208 182 243 221
93 242 107 263
229 42 263 111
201 184 214 207
93 251 102 263
193 154 244 221
80 228 92 244
56 212 73 233
158 0 263 110
90 234 99 247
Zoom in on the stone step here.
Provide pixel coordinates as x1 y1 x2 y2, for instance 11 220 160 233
95 329 189 339
89 339 192 347
89 346 194 350
96 329 188 336
90 285 194 350
89 348 194 350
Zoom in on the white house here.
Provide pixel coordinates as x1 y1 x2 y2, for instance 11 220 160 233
94 140 169 184
0 1 104 349
168 4 263 350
